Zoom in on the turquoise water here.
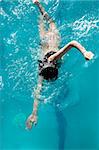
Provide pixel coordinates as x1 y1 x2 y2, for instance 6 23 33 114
0 0 99 149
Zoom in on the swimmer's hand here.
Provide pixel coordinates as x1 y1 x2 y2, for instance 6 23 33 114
26 114 37 129
83 51 94 60
33 0 39 4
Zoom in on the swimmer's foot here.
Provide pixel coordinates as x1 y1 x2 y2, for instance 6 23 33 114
84 51 94 60
33 0 39 4
26 114 37 129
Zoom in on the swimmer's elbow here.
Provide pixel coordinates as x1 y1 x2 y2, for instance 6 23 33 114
69 40 78 47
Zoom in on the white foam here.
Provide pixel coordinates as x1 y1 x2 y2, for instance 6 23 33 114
0 76 4 90
72 15 99 39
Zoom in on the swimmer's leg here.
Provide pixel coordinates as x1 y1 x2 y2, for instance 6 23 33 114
33 0 59 31
33 0 53 24
33 0 60 47
38 15 46 40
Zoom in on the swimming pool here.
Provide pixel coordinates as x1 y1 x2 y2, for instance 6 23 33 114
0 0 99 149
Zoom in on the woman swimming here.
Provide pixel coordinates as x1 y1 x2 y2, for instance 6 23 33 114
26 0 94 129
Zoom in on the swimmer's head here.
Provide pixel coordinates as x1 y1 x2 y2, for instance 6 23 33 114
40 66 58 81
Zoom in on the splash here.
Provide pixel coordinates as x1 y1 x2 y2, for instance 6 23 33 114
48 0 60 14
72 15 99 39
0 76 4 90
83 54 98 68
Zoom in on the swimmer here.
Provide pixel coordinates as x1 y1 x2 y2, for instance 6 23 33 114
26 0 94 129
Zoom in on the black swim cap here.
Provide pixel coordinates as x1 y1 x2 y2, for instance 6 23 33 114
39 51 59 81
40 66 58 81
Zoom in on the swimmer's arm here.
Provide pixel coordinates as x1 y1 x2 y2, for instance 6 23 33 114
48 41 94 61
26 76 43 128
32 76 43 117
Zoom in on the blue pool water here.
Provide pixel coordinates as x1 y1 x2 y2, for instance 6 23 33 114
0 0 99 149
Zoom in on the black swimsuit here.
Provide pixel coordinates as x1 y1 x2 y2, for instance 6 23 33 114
38 51 61 81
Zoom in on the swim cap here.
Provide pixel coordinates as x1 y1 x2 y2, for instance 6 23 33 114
39 51 59 81
40 65 58 81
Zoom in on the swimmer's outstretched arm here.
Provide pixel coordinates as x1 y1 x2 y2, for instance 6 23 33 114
33 0 54 24
26 76 43 129
48 40 94 61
